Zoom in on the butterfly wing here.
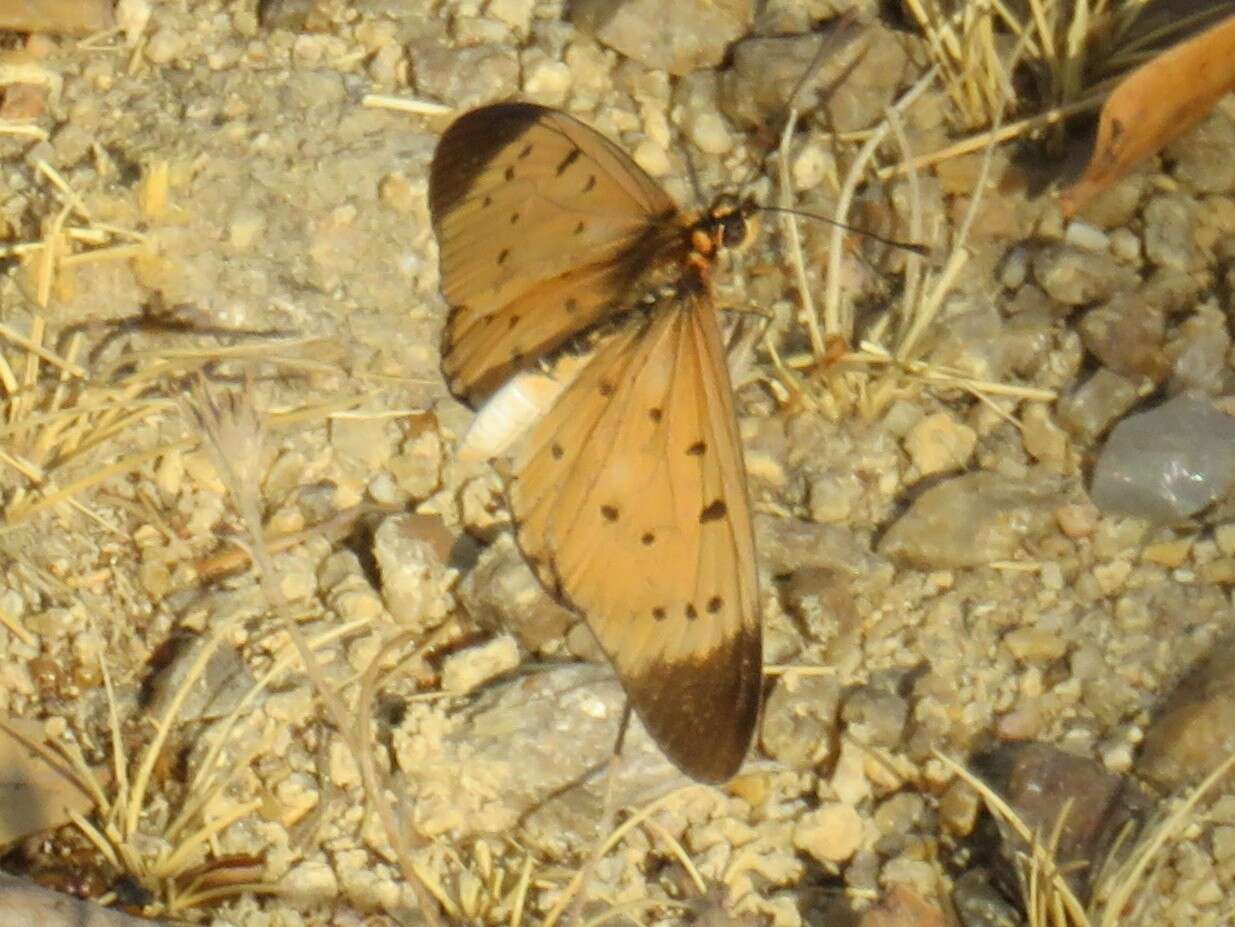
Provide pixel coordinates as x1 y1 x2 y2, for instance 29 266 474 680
429 103 683 401
508 290 762 782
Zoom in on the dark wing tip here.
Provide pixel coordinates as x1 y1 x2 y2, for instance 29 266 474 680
428 102 551 223
626 626 763 783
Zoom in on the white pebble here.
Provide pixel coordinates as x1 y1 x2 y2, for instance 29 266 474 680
687 112 732 155
522 53 571 107
904 412 976 477
792 803 864 864
632 137 671 177
145 28 186 65
115 0 150 44
792 142 832 191
1064 219 1110 252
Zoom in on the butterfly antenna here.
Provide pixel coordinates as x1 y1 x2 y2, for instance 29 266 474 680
757 204 930 256
681 135 708 212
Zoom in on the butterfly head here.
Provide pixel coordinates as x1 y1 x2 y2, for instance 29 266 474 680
691 195 759 261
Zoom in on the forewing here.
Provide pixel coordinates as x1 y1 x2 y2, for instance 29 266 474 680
429 102 683 401
508 292 762 782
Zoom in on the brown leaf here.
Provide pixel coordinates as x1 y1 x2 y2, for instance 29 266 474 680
1061 11 1235 216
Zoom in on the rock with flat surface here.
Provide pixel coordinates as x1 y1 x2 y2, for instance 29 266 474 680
879 472 1057 569
569 0 752 75
1090 395 1235 523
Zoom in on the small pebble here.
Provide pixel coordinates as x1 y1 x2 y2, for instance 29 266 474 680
1213 524 1235 556
792 803 864 864
937 779 981 837
1057 368 1143 445
1143 194 1200 271
373 514 453 629
903 412 976 478
1141 539 1192 568
487 0 534 35
1032 244 1139 306
1055 501 1100 538
441 635 520 696
632 137 671 177
146 28 188 65
858 885 946 927
280 860 339 906
1003 627 1067 662
999 246 1029 289
760 673 842 770
1166 109 1235 194
1063 219 1109 252
1020 403 1069 471
1139 634 1235 790
1092 560 1133 595
686 111 732 155
570 0 752 75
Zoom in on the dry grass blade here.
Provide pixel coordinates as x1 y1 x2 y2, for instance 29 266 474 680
1090 753 1235 926
186 375 447 926
936 752 1089 925
939 750 1235 927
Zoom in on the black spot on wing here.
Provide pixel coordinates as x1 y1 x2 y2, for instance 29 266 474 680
556 147 582 175
700 499 727 523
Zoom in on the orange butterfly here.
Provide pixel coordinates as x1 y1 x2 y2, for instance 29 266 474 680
429 103 762 782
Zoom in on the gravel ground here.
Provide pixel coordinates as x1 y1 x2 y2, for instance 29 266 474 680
0 1 1232 926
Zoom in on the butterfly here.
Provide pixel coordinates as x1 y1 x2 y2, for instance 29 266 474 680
428 102 762 783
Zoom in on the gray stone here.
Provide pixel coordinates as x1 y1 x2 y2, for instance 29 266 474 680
456 532 575 651
1166 109 1235 194
841 684 909 748
569 0 752 76
373 514 454 630
878 472 1058 569
759 673 842 770
1057 368 1143 445
1090 395 1235 523
409 41 519 110
951 869 1021 927
755 514 873 577
399 664 690 843
1078 296 1168 382
1032 244 1139 306
720 22 917 132
145 635 258 724
1165 304 1233 396
1143 194 1201 271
